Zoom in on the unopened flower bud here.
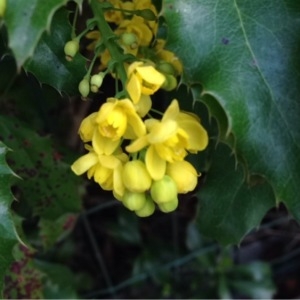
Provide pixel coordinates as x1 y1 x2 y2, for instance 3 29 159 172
135 195 155 217
0 0 6 17
78 78 90 98
161 74 177 91
123 190 147 211
158 197 178 213
122 160 152 192
156 62 176 76
90 72 104 93
166 161 198 193
121 32 138 49
64 39 79 61
150 175 177 204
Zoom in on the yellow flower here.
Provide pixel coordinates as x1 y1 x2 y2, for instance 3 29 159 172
95 97 146 141
126 99 208 180
122 160 152 192
126 61 165 104
71 145 128 197
166 160 199 193
116 15 153 54
78 112 97 142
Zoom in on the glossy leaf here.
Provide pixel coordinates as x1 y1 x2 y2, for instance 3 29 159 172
25 8 86 95
0 116 82 220
0 142 21 297
197 143 275 245
4 0 68 68
162 1 300 220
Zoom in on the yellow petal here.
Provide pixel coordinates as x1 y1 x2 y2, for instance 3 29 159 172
94 165 112 185
113 163 125 197
166 160 198 193
147 120 177 144
178 119 208 151
71 152 98 175
98 154 120 169
134 95 152 117
126 73 141 104
79 112 97 142
145 145 166 180
136 65 165 86
162 99 180 122
92 130 119 155
126 135 149 153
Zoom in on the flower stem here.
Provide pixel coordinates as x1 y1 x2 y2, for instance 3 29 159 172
90 0 128 92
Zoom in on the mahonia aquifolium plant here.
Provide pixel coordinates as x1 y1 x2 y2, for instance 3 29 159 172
68 0 209 217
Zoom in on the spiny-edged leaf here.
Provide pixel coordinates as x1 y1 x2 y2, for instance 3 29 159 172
4 0 68 68
34 260 78 299
0 116 82 220
3 244 44 299
39 213 78 249
25 8 86 95
197 143 275 245
0 142 21 297
162 0 300 219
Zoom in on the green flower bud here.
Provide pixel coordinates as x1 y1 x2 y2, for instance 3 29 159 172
136 9 157 21
135 195 155 217
158 197 178 213
122 160 152 192
150 175 177 204
78 78 90 98
123 190 147 211
64 39 79 61
90 72 104 93
156 62 176 76
0 0 6 17
161 74 177 91
121 33 138 49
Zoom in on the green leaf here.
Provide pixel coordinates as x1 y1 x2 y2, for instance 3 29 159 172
197 143 275 245
3 245 44 299
34 260 78 299
0 116 82 220
25 8 86 95
0 142 20 297
162 1 300 219
39 213 78 249
4 0 68 68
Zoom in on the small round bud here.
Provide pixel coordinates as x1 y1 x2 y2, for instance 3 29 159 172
78 78 90 98
161 74 178 91
121 33 138 49
158 197 178 213
122 160 152 192
156 62 176 76
123 190 147 211
150 175 177 204
64 39 79 61
135 196 155 217
90 72 104 93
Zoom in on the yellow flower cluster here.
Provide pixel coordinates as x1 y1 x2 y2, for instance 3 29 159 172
86 0 182 88
71 59 208 217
